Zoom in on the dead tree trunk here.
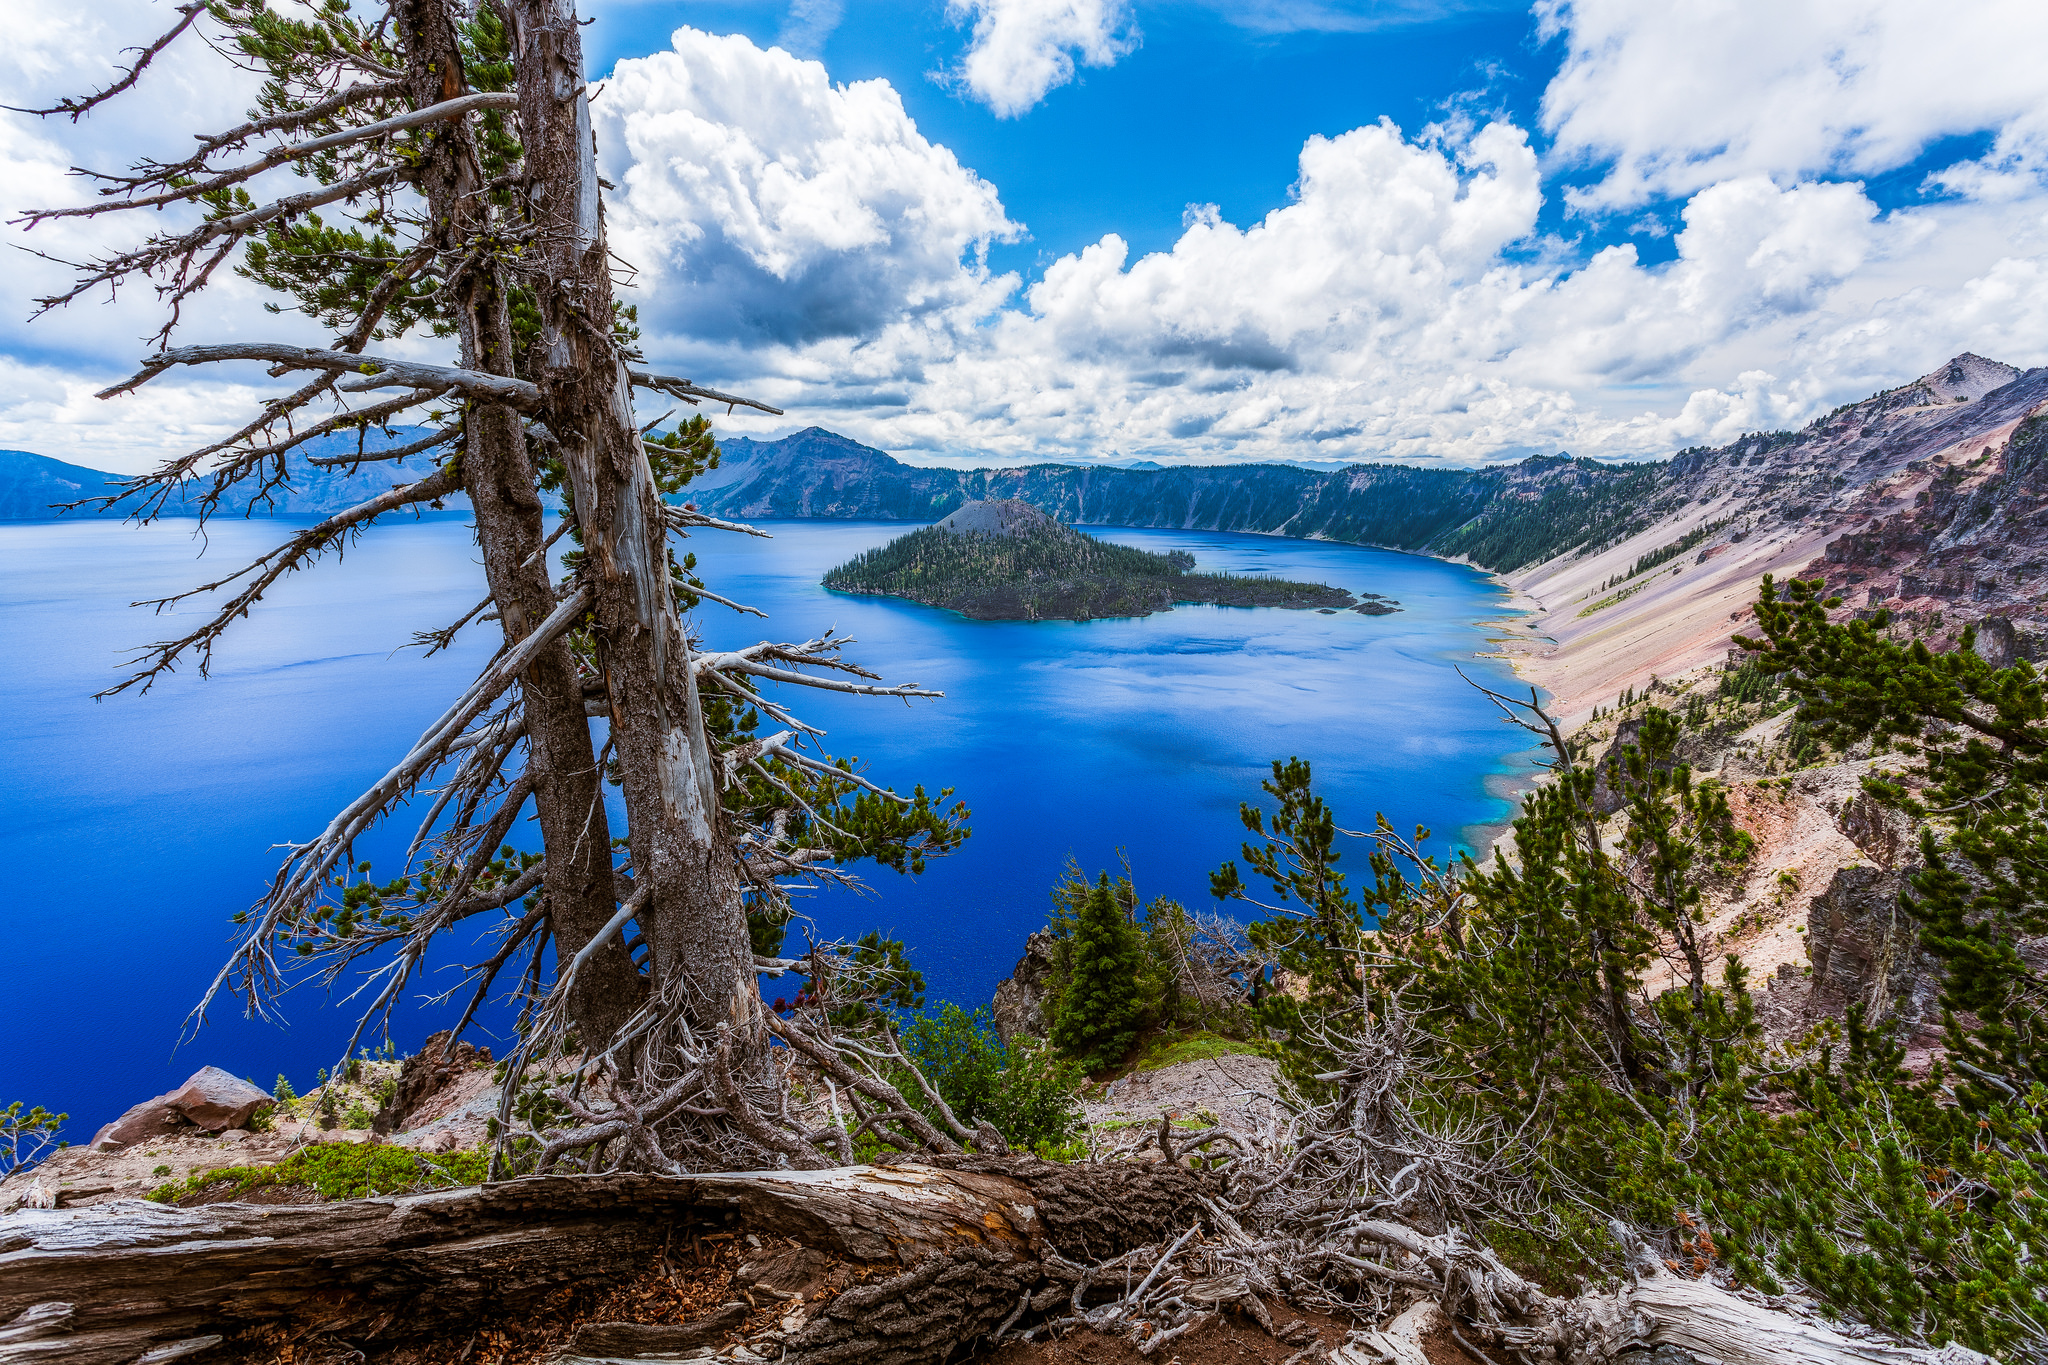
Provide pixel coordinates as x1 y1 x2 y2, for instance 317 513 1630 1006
0 1159 1210 1365
508 0 763 1064
396 0 639 1045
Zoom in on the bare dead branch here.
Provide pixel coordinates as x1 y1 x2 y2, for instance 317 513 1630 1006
665 505 771 538
628 370 784 417
5 3 205 121
101 463 463 696
28 93 515 219
306 423 460 468
187 586 592 1031
98 343 536 409
183 81 406 167
27 165 416 317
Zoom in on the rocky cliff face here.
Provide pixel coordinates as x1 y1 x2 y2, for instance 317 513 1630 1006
992 931 1058 1044
1503 356 2048 718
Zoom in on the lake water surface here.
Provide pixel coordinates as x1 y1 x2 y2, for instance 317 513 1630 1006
0 516 1538 1132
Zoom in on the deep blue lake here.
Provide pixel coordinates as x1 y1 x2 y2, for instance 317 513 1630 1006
0 515 1538 1135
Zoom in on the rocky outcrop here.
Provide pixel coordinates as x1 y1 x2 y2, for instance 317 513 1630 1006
371 1030 492 1135
88 1095 193 1152
164 1068 270 1132
1804 865 1942 1040
1836 791 1910 869
1971 615 2048 668
992 932 1058 1045
932 498 1059 536
1501 357 2048 720
88 1068 274 1150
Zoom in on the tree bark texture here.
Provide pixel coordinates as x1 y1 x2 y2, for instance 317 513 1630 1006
396 0 638 1043
507 0 761 1057
0 1159 1211 1365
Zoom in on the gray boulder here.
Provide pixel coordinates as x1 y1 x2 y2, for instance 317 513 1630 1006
89 1094 191 1151
167 1067 272 1132
88 1067 272 1150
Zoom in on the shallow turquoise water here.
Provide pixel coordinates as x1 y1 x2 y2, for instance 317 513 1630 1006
0 516 1537 1131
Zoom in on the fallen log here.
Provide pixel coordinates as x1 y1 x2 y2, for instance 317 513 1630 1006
0 1157 1208 1365
1 1156 2005 1365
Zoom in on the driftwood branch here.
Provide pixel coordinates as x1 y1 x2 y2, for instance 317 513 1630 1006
0 1161 1212 1365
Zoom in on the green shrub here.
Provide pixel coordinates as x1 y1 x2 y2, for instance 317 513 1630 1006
146 1142 487 1204
901 1004 1082 1151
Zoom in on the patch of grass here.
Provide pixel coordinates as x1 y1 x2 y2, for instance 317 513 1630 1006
1132 1029 1273 1072
146 1141 487 1205
1032 1135 1089 1161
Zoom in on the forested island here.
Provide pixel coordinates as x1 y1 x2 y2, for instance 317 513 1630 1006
822 499 1380 620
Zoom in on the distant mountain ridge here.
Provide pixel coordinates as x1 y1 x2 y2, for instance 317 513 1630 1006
10 353 2043 618
694 428 1624 573
694 356 2048 582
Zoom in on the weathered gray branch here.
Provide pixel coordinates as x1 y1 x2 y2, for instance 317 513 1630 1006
3 3 204 121
30 166 416 317
188 587 592 1030
629 370 783 417
98 343 537 409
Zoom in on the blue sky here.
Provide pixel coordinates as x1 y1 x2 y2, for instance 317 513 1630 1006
5 0 2048 470
590 0 1550 270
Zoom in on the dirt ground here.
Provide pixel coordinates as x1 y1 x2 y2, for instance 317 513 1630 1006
982 1309 1487 1365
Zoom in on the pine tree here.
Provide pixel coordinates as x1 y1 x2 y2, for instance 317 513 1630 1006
1051 874 1147 1074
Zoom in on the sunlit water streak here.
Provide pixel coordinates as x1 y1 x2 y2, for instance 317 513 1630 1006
0 516 1538 1131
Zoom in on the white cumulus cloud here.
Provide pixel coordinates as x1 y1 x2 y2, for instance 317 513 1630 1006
627 88 2048 467
8 16 2048 474
594 29 1022 352
940 0 1139 118
1538 0 2048 210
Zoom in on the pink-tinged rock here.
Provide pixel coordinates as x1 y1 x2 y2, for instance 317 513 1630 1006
89 1094 191 1151
166 1067 272 1132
